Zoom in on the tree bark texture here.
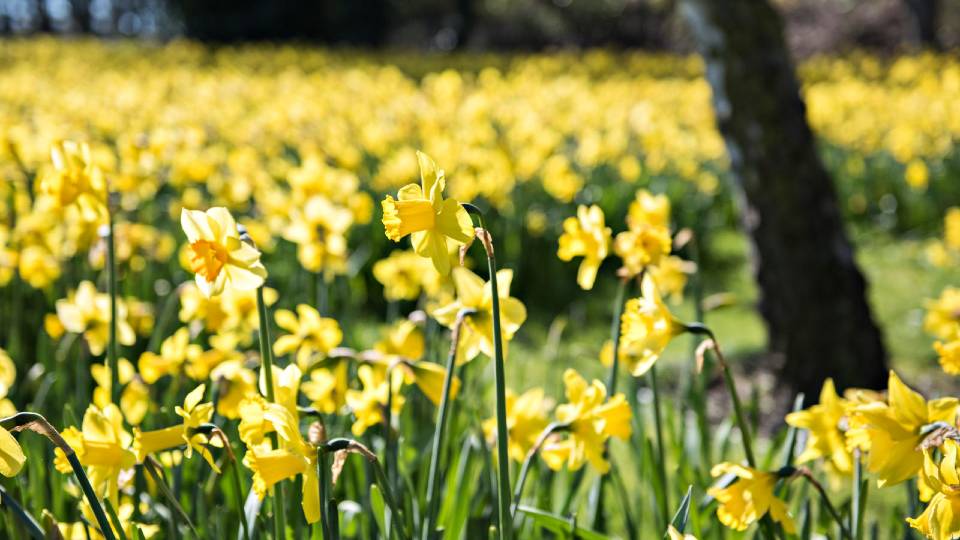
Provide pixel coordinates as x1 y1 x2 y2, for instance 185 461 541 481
680 0 888 397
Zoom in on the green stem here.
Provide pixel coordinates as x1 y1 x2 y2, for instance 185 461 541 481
687 324 756 467
106 205 120 405
801 470 852 540
1 413 116 540
231 451 251 540
103 498 130 540
0 484 43 540
317 448 334 540
852 449 863 540
649 364 670 529
589 277 628 532
463 205 512 540
511 422 565 517
255 287 287 540
422 308 473 540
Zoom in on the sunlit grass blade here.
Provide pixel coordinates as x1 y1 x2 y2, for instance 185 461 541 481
103 498 129 540
666 485 693 537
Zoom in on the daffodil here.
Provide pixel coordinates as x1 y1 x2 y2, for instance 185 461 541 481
138 327 201 384
785 378 854 475
432 267 527 364
0 348 17 416
240 390 320 523
936 339 960 375
373 250 434 301
946 208 960 252
55 404 136 504
0 425 25 478
273 304 342 370
626 190 671 231
648 254 696 304
345 365 404 436
908 439 960 540
557 204 611 290
483 387 552 463
619 274 686 376
180 207 267 297
374 319 425 361
708 463 796 534
38 140 107 222
55 281 136 356
92 359 148 425
381 151 474 275
614 190 673 276
925 287 960 340
134 385 221 472
302 361 349 414
209 360 258 419
185 332 244 381
848 371 959 487
540 369 631 473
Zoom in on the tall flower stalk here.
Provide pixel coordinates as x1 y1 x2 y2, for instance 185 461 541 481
255 284 287 540
422 307 474 540
105 194 120 405
463 204 513 540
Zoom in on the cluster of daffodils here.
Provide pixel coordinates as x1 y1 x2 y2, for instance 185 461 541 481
0 39 959 540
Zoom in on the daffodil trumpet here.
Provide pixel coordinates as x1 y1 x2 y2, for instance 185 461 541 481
319 438 410 540
1 412 116 540
461 202 514 540
423 307 475 540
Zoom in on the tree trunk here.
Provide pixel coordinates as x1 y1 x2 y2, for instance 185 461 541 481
904 0 942 50
679 0 888 397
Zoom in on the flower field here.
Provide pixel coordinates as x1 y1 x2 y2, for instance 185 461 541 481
1 38 960 538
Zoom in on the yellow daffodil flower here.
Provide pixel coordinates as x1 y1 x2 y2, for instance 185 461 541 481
180 207 267 297
185 332 244 381
708 463 796 534
619 274 686 376
374 319 425 361
134 385 221 472
848 371 959 487
56 404 136 504
935 338 960 375
373 250 435 301
55 281 136 356
273 304 342 370
0 425 25 477
210 360 258 419
38 140 107 222
0 348 17 417
381 151 474 275
785 378 853 475
240 389 320 523
540 369 631 473
483 387 552 463
908 439 960 540
925 287 960 340
91 359 148 425
138 327 201 384
302 361 348 414
345 365 404 436
432 267 527 364
557 204 611 290
626 190 671 231
648 254 697 304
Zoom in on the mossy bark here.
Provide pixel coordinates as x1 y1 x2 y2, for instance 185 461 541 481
680 0 888 396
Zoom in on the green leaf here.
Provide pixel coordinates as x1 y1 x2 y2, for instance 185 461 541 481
515 505 613 540
666 486 693 537
369 484 387 536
